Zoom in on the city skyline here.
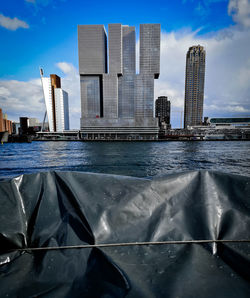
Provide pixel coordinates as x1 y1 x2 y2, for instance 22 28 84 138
0 0 250 128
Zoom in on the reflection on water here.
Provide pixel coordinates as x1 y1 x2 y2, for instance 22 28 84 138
0 141 250 179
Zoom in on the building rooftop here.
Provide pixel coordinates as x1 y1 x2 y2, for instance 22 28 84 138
209 117 250 124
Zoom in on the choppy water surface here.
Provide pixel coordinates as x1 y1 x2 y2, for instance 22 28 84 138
0 141 250 179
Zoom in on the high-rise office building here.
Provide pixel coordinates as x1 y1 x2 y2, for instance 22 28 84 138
41 73 70 132
184 45 206 128
78 23 160 140
55 89 69 131
155 96 171 129
140 24 160 78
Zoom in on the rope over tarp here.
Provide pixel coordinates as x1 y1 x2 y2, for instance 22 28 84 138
10 239 250 252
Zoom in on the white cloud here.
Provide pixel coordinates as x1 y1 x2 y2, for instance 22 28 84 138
227 106 250 112
0 13 29 31
0 63 80 129
57 62 76 75
183 0 228 3
204 103 250 112
228 0 250 28
155 26 250 127
25 0 65 7
0 78 44 121
0 87 10 97
25 0 50 5
183 0 228 18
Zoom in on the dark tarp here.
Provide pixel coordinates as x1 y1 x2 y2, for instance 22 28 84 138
0 170 250 297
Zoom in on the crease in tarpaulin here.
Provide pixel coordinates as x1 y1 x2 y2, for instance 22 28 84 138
1 170 250 298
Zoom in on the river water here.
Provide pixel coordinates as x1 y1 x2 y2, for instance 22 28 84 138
0 141 250 180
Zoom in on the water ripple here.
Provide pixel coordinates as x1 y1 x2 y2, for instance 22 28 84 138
0 141 249 180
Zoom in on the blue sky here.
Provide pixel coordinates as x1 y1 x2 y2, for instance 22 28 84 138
0 0 250 128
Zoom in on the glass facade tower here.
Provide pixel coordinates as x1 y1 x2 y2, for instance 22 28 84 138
78 23 160 140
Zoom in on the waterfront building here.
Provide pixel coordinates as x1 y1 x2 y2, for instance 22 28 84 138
55 89 69 131
41 73 70 132
19 117 29 135
0 108 3 132
184 45 206 128
12 122 20 135
0 108 12 134
155 96 171 130
18 117 44 135
206 117 250 128
2 119 12 134
78 23 161 140
5 120 12 134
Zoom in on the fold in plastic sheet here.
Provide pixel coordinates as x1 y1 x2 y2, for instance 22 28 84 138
0 171 250 297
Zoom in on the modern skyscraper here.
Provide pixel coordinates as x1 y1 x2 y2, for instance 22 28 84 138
41 72 70 132
140 24 160 78
78 23 160 140
184 45 206 128
50 74 61 131
155 96 171 129
55 89 69 131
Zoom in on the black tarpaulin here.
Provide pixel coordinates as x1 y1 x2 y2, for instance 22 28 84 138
0 170 250 297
